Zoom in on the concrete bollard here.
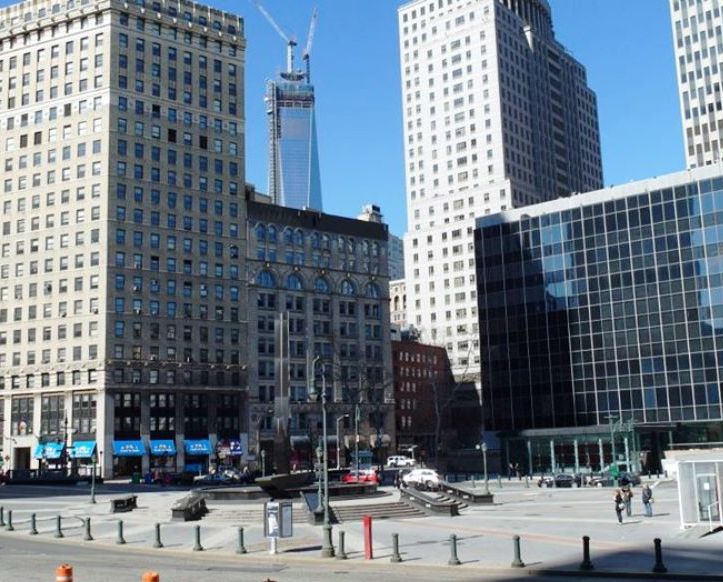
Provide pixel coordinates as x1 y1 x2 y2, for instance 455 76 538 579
84 517 93 541
0 506 4 527
6 509 13 531
510 535 525 568
579 536 593 571
497 475 502 488
29 513 38 535
448 534 461 566
55 564 73 582
141 572 160 582
652 538 667 574
390 533 402 563
525 476 530 488
236 527 247 555
116 520 126 545
153 523 163 549
336 530 348 560
55 516 64 539
192 525 204 552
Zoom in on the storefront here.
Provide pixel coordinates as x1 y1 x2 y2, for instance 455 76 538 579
150 440 177 474
112 440 145 477
184 439 211 474
33 442 65 470
69 441 97 476
216 438 243 468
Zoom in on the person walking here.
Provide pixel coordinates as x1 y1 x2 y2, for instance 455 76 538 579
622 485 634 517
642 484 654 517
614 489 624 525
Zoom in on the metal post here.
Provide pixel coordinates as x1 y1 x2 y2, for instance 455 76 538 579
597 438 604 471
354 402 360 477
579 536 593 571
526 439 533 476
320 363 334 558
652 538 667 574
336 530 347 560
84 517 93 541
550 439 556 476
524 475 529 488
55 516 64 539
29 513 38 535
6 510 13 531
574 439 580 475
511 535 525 568
482 443 489 494
116 520 126 545
315 446 323 514
260 449 266 478
192 525 203 551
390 532 402 563
236 527 247 554
0 506 4 527
624 436 630 470
153 523 163 548
90 457 97 504
497 474 502 488
448 534 461 566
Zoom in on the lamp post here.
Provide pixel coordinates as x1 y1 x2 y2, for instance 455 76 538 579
354 402 361 477
311 356 334 558
336 414 349 469
605 414 618 468
91 450 98 504
476 442 489 494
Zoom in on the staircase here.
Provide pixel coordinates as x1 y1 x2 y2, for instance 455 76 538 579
331 501 426 523
432 492 469 511
204 506 304 524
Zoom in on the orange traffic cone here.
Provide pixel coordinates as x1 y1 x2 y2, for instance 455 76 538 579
141 572 160 582
55 565 73 582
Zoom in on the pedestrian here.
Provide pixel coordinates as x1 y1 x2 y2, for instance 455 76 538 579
614 489 624 525
515 462 521 480
508 463 514 480
622 485 633 517
642 484 654 517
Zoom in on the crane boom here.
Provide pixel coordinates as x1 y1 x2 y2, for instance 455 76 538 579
250 0 289 43
303 7 318 61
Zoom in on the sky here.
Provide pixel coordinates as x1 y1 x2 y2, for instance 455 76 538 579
0 0 684 236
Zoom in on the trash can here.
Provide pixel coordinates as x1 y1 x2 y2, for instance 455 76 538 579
131 472 141 485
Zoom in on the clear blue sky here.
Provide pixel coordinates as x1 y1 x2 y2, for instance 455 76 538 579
0 0 684 236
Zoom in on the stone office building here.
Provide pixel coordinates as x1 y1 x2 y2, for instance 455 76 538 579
0 0 248 477
246 194 395 471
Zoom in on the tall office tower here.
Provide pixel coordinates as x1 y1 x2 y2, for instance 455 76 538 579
266 66 322 210
670 0 723 168
398 0 603 388
0 0 247 479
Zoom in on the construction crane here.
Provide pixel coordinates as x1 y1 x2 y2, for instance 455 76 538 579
250 0 297 74
302 7 318 82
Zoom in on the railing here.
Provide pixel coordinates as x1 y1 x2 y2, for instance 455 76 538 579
704 501 720 533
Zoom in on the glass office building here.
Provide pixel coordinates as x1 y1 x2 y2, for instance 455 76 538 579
266 79 323 211
475 166 723 470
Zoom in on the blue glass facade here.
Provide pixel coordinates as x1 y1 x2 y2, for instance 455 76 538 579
267 80 322 211
474 169 723 439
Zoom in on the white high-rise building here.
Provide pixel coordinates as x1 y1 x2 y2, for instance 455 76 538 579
670 0 723 168
398 0 603 383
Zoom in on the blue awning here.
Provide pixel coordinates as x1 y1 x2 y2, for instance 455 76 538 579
112 440 146 457
217 439 243 457
70 441 97 459
150 440 177 456
184 439 211 455
33 442 65 460
229 439 242 456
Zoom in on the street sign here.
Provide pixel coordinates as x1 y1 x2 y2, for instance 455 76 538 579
264 501 293 538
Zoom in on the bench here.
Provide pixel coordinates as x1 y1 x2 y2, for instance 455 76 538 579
110 495 138 513
171 493 208 522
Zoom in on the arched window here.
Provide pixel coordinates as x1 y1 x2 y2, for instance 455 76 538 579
267 225 277 243
286 273 303 291
365 282 381 299
340 279 356 296
311 232 321 249
393 296 400 310
256 270 276 288
283 228 293 244
347 238 356 254
255 224 266 241
372 242 380 257
315 277 330 294
321 233 331 250
362 240 370 255
293 229 304 246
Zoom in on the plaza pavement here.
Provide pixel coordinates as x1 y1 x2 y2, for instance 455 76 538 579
0 478 721 579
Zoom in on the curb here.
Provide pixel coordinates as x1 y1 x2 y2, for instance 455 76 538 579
535 569 723 581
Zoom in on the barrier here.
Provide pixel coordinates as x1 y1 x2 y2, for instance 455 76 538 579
390 532 402 563
0 506 4 527
363 515 373 560
55 565 73 582
153 523 163 549
116 520 126 545
336 530 347 560
84 517 93 541
55 516 64 539
448 534 461 566
652 538 667 574
29 513 38 535
6 509 14 531
511 535 525 568
192 525 204 552
236 527 247 555
580 535 593 571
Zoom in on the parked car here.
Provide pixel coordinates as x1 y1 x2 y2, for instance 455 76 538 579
342 469 380 485
589 471 641 487
402 468 442 490
387 455 415 468
537 474 582 488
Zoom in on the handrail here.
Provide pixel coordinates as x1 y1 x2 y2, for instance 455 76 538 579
705 501 719 533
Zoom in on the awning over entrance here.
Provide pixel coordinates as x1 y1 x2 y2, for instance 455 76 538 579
150 440 177 456
184 439 211 455
33 442 64 460
70 441 97 459
217 439 242 457
113 440 146 457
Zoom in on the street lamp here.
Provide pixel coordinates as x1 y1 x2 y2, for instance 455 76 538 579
310 355 334 558
336 414 349 469
91 449 98 504
476 441 489 494
604 414 618 468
